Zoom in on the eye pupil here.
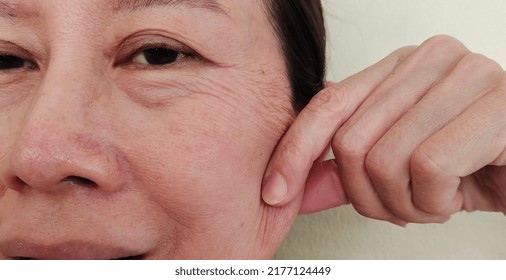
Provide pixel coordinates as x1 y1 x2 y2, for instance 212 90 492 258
0 55 26 70
143 48 179 65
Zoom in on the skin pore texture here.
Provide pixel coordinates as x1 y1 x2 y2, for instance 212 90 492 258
0 0 301 259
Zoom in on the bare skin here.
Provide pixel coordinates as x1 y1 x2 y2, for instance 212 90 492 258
0 0 300 259
263 35 506 225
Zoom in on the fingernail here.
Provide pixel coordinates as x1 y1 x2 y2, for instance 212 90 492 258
262 172 287 205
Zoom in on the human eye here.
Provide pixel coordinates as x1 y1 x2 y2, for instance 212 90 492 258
0 41 38 73
131 45 188 66
0 54 36 71
115 35 199 69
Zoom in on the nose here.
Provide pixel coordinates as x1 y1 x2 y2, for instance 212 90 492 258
0 64 127 194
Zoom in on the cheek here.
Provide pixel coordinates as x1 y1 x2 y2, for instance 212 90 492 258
108 69 293 256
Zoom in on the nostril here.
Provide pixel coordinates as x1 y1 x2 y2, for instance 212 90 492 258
9 177 29 191
15 177 27 187
62 176 97 187
9 176 97 191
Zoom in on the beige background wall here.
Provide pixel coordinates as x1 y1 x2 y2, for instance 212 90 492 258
276 0 506 259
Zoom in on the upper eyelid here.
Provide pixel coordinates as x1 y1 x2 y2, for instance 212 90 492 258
0 40 35 59
109 32 192 58
0 41 40 71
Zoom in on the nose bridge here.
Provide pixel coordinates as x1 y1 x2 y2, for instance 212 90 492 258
18 54 96 156
34 61 93 122
43 39 103 105
0 46 123 194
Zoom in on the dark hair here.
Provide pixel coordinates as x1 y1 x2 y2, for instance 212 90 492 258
264 0 326 111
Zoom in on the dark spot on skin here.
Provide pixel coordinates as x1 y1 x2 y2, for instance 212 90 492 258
71 133 102 155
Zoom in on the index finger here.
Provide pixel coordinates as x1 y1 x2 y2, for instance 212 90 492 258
262 46 415 206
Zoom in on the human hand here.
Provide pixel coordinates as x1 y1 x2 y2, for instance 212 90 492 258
262 35 506 225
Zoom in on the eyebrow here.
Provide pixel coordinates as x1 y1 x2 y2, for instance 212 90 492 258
112 0 228 15
0 0 228 20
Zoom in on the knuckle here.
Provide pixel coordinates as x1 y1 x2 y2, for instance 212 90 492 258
365 146 398 185
457 53 504 78
411 141 448 180
391 45 418 64
332 130 368 162
418 35 468 60
395 45 418 55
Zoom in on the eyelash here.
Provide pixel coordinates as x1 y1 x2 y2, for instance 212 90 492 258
0 41 198 73
118 42 198 69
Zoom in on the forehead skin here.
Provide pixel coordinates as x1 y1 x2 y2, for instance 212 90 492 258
0 0 297 259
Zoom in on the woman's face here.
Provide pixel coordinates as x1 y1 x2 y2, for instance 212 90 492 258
0 0 299 259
